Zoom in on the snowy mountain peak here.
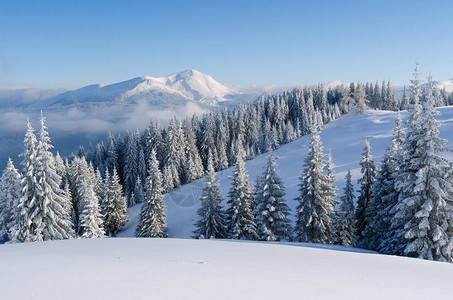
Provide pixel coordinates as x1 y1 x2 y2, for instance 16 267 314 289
28 69 251 109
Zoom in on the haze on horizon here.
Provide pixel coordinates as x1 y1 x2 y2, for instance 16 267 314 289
1 0 453 90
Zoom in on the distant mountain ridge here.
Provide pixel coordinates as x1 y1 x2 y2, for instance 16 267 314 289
2 72 452 110
24 69 283 110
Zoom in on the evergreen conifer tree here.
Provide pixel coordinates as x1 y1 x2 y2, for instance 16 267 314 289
103 167 128 236
254 153 292 241
80 187 105 238
193 153 227 239
355 140 376 246
364 114 403 252
294 130 337 243
136 149 167 238
11 116 74 242
392 73 453 261
334 170 355 246
0 158 22 242
226 145 258 240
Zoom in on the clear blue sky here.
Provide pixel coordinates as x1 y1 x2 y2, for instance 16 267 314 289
1 0 452 89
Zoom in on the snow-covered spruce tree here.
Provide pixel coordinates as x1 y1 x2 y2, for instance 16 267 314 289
103 167 128 236
364 113 404 252
392 74 453 261
164 117 186 187
193 152 227 239
182 119 204 182
94 168 105 206
325 152 339 214
334 170 356 246
136 149 167 238
355 140 376 247
137 148 147 186
0 158 22 242
105 132 118 173
132 176 145 205
80 187 105 239
294 129 337 244
354 83 367 114
11 116 74 243
70 156 97 234
226 144 258 240
254 153 292 241
124 131 139 204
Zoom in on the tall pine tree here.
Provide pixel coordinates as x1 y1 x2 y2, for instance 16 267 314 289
193 152 227 239
392 73 453 261
0 158 22 242
226 145 258 240
294 130 337 244
136 149 167 238
254 153 292 241
355 140 376 247
334 170 355 246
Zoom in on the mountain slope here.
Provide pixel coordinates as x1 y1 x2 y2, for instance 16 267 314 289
119 107 453 239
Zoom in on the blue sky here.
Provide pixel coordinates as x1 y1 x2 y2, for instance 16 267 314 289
1 0 452 89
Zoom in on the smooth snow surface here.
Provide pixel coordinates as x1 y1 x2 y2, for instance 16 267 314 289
1 238 453 300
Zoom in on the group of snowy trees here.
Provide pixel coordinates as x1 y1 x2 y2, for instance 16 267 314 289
194 64 453 263
74 82 360 210
193 148 291 241
0 115 130 243
3 62 453 263
0 82 354 244
192 126 348 245
356 65 453 262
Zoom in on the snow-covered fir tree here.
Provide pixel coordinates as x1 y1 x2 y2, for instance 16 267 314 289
0 158 22 242
182 119 204 182
254 153 292 241
105 132 118 173
334 170 355 246
392 73 453 261
226 144 258 240
355 140 376 247
93 168 105 206
193 152 227 239
364 113 403 252
11 116 74 243
70 156 96 234
137 148 147 186
355 83 367 114
164 117 186 187
103 167 128 236
124 131 139 204
294 129 337 244
132 176 145 205
80 187 105 239
136 149 167 238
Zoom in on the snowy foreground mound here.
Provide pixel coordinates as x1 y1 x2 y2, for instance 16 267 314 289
1 238 453 300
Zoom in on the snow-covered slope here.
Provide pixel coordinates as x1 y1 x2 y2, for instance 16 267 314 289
1 238 452 300
4 108 453 299
118 107 453 239
28 70 265 109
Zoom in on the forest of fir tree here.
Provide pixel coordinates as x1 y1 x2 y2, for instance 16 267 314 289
1 64 453 262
